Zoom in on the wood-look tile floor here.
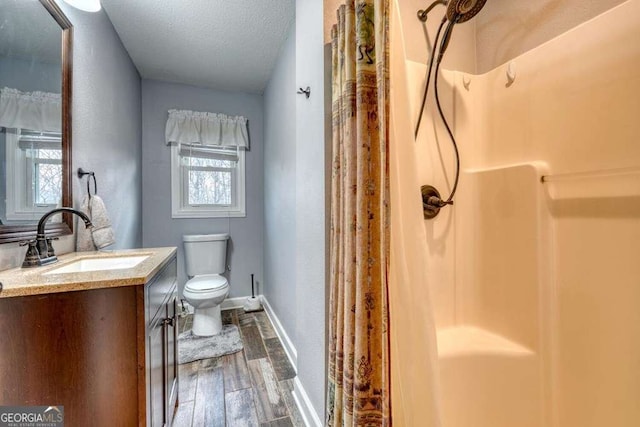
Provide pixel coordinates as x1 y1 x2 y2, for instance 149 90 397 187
174 309 304 427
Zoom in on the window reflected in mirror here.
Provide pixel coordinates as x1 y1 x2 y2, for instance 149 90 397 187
0 0 71 240
2 128 62 225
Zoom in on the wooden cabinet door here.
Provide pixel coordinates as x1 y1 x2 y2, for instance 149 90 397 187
165 293 179 424
149 305 167 427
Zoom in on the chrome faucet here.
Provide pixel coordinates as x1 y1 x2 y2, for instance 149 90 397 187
21 207 93 268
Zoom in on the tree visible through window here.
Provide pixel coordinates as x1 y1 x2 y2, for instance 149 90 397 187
29 147 63 205
186 157 233 206
171 144 246 218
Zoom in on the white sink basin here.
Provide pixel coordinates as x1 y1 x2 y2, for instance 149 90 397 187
44 255 150 275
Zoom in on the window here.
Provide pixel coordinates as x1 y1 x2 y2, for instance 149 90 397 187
5 129 62 221
170 143 245 218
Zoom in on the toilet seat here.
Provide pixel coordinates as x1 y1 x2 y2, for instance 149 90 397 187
185 274 228 293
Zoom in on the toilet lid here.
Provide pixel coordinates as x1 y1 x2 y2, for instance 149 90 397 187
185 275 228 292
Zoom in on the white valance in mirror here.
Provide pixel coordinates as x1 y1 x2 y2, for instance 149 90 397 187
0 87 61 133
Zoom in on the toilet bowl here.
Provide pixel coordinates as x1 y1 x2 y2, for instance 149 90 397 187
182 233 230 336
183 274 229 336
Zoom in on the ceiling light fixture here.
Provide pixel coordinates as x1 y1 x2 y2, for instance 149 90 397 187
60 0 101 13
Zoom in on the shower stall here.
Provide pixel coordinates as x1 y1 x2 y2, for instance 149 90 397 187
389 1 640 426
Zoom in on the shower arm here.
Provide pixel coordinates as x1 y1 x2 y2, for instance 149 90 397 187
417 0 448 22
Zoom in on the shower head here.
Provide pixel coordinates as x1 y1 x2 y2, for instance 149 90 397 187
446 0 487 23
438 0 487 61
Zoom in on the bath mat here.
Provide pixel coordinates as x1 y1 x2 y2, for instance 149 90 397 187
178 324 243 364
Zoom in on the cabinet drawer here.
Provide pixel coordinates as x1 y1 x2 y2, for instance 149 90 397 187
147 257 177 321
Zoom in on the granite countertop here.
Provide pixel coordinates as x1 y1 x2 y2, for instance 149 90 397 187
0 247 177 299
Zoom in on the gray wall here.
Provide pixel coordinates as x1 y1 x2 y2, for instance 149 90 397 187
0 56 61 92
0 3 142 270
64 3 142 251
141 79 264 298
294 0 327 418
263 4 328 418
263 28 297 343
263 2 327 417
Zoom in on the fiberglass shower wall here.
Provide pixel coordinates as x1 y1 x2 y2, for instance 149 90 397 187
397 0 477 329
457 2 640 426
395 0 640 426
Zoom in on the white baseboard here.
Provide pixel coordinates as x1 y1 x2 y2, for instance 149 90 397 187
260 296 298 370
260 296 322 426
293 376 323 427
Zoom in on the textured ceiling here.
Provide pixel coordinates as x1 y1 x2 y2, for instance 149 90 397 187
0 0 62 64
101 0 294 93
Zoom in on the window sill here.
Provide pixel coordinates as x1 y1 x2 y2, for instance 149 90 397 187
171 209 246 219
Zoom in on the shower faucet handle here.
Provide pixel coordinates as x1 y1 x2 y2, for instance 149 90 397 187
428 196 453 208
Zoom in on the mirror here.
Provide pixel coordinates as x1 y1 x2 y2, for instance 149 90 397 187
0 0 72 244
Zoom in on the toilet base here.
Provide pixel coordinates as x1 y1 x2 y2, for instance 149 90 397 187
192 305 222 336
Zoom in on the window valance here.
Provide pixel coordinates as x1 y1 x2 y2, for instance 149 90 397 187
0 87 61 132
165 109 249 149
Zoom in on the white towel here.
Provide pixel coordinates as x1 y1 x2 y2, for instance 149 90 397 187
76 195 116 251
76 196 93 251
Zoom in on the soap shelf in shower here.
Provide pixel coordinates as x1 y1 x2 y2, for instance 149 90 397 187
541 166 640 200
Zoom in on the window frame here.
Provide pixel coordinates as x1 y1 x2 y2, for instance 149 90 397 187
5 128 62 221
170 143 246 218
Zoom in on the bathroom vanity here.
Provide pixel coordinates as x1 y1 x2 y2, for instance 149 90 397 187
0 247 178 427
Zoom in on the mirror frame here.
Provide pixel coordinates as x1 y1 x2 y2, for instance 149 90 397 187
0 0 73 244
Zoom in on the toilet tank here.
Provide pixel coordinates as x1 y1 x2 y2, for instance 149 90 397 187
183 234 229 277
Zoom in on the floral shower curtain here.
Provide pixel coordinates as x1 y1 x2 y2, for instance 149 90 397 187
327 0 391 425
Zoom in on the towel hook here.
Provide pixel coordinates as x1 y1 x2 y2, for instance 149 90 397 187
297 86 311 99
77 168 97 198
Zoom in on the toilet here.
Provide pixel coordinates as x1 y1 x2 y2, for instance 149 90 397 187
182 233 230 336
